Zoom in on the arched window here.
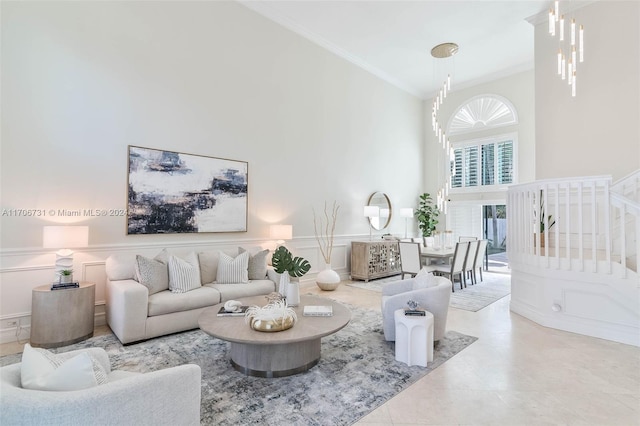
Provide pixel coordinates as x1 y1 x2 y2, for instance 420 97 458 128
447 95 518 191
448 95 518 136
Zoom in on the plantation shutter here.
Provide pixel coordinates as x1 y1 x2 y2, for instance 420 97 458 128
497 141 514 184
451 149 463 188
464 146 478 187
482 144 495 186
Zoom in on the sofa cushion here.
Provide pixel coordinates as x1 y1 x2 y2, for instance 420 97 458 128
21 344 108 391
168 253 201 293
207 279 276 301
135 255 169 295
148 286 221 317
239 247 269 280
216 251 249 284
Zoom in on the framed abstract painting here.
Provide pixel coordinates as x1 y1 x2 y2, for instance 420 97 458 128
127 146 248 234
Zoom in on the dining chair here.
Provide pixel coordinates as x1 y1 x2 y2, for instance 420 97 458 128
398 241 423 279
462 239 480 285
424 241 469 291
472 239 489 283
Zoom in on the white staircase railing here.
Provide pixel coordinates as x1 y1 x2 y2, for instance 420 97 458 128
507 172 639 281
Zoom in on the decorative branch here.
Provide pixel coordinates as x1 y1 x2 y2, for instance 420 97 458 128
313 201 340 264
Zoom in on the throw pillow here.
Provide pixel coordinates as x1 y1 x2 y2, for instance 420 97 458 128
168 253 202 293
198 251 220 284
134 255 169 295
412 268 438 290
238 247 269 280
216 251 249 284
21 344 108 391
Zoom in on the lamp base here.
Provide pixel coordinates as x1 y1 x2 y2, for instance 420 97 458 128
54 249 74 280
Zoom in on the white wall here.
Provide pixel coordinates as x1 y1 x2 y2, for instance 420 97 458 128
534 1 640 181
0 1 424 340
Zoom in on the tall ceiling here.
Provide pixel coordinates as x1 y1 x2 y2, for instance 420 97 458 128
240 0 557 99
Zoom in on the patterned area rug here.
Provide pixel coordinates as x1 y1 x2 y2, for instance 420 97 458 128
348 272 511 312
1 305 477 425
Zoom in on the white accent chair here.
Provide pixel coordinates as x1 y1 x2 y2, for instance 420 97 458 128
0 347 202 426
381 276 452 341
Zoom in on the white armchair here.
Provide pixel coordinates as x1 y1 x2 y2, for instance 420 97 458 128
0 347 202 426
381 276 452 342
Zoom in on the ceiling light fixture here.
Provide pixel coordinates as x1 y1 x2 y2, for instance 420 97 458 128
549 2 584 97
430 42 458 213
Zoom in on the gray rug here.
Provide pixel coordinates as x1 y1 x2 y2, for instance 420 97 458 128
348 272 511 312
1 305 477 425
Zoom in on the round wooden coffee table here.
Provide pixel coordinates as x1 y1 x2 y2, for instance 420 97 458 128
198 294 351 377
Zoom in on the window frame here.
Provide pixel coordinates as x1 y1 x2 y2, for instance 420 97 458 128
449 132 518 194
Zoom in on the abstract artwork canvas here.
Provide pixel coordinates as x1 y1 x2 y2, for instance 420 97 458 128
127 146 248 234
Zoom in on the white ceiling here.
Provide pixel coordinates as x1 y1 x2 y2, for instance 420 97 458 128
240 0 555 99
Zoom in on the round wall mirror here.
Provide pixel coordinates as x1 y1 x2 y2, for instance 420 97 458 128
367 192 392 230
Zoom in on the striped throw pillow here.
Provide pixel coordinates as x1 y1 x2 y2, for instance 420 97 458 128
216 251 249 284
168 253 201 293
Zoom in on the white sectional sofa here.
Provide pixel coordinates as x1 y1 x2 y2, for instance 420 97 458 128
105 248 278 344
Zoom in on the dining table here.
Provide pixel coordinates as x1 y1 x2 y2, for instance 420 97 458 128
420 246 455 264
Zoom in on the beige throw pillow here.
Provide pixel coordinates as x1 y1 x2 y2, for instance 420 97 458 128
216 251 249 284
21 344 108 391
168 253 201 293
238 247 269 280
134 255 169 295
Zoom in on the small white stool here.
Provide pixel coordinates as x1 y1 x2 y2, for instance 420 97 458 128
394 309 434 367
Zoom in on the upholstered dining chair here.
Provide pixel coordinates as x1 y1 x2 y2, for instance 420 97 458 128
472 239 489 283
463 239 480 285
458 236 478 242
398 241 423 279
423 241 469 291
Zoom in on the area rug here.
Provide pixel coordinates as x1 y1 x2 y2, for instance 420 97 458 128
1 305 477 425
347 272 511 312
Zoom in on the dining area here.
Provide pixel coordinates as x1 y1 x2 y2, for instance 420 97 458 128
399 236 489 292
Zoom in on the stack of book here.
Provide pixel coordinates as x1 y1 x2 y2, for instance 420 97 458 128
404 309 426 316
216 306 249 317
303 305 333 317
51 282 80 290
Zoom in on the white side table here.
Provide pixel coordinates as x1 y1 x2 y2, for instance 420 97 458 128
394 309 434 367
30 282 95 348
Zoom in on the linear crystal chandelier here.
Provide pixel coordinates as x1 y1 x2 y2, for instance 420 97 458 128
430 42 458 213
549 1 584 97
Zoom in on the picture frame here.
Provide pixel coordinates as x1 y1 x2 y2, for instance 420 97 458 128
127 145 248 234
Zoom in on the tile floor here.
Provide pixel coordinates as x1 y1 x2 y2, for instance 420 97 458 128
2 275 639 425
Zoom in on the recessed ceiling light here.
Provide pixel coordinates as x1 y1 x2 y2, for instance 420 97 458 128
431 42 459 59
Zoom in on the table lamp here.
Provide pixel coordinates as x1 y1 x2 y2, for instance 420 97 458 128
43 225 89 279
270 224 293 247
363 206 379 240
400 208 414 239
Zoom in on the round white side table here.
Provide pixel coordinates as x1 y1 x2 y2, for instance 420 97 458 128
30 281 95 348
394 309 434 367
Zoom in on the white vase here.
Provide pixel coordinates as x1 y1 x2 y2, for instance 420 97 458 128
286 281 300 306
316 263 341 291
278 273 290 297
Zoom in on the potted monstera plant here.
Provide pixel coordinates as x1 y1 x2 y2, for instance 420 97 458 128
271 246 311 306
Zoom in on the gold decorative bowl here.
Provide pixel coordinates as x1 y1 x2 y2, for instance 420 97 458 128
250 316 295 332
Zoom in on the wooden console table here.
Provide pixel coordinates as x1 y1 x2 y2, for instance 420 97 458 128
30 281 95 348
351 240 401 282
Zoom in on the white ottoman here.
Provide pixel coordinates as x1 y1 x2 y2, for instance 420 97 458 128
394 309 434 367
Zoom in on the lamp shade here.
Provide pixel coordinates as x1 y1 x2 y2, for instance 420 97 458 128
400 208 414 218
43 226 89 248
269 224 293 241
363 206 379 218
